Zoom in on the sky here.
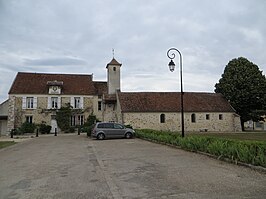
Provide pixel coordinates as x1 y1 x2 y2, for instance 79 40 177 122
0 0 266 103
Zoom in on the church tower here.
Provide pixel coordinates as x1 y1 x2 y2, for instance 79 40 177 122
106 57 122 94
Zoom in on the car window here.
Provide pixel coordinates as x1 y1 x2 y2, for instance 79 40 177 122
97 123 105 128
114 124 124 129
104 123 114 128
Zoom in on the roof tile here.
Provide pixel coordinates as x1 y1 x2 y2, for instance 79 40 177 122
9 72 107 95
118 92 235 112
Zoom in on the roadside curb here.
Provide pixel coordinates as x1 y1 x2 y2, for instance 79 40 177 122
138 137 266 174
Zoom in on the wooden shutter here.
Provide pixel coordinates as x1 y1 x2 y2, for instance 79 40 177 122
22 97 26 109
80 97 84 109
70 97 74 108
47 97 51 109
33 97 37 109
58 97 61 109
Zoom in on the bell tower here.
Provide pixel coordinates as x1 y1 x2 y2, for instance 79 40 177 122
106 57 122 94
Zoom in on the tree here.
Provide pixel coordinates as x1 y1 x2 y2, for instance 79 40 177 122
215 57 266 130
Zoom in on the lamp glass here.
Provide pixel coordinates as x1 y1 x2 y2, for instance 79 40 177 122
168 60 175 72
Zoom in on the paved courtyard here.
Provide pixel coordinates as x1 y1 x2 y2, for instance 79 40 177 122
0 134 266 199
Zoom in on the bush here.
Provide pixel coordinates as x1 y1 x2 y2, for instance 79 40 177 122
135 129 266 168
39 124 52 134
78 124 95 137
19 122 36 134
69 127 75 133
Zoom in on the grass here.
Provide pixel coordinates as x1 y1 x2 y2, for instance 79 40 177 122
0 141 16 149
190 132 266 142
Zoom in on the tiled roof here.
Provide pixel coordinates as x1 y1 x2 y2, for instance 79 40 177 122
118 92 235 113
93 81 108 95
9 72 107 95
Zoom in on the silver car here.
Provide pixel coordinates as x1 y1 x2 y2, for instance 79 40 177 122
91 122 135 140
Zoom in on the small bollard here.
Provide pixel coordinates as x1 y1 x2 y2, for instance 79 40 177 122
36 129 39 137
54 128 57 136
10 130 13 138
78 128 80 135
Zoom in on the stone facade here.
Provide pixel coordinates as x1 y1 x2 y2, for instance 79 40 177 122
119 112 241 132
7 95 105 133
0 100 9 135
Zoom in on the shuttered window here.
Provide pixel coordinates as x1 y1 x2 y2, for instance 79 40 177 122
22 97 37 109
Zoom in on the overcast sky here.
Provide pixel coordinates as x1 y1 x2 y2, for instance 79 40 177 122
0 0 266 103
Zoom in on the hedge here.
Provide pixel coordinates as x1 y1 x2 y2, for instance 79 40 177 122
135 129 266 168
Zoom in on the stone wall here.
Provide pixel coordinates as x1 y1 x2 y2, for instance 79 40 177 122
122 112 242 132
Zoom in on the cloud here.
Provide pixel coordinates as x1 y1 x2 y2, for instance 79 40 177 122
23 57 87 66
0 0 266 103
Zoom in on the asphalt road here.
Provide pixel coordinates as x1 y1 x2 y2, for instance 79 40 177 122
0 134 265 199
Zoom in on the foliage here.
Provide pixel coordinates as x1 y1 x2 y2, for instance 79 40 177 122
215 57 266 130
81 113 100 137
125 124 133 129
56 103 73 132
11 128 20 135
136 129 266 167
19 122 36 134
39 124 52 134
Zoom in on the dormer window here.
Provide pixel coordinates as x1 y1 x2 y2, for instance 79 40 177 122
47 80 63 94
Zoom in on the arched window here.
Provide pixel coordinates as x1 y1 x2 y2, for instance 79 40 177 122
160 114 165 123
191 113 196 123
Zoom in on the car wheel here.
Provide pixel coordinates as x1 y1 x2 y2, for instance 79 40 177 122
97 133 105 140
125 132 132 139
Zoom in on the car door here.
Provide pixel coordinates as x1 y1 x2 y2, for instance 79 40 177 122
103 123 114 138
113 123 126 137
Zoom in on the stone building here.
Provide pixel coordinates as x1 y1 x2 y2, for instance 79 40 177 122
0 100 8 136
6 57 242 133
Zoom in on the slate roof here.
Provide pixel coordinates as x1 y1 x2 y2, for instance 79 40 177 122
9 72 107 95
118 92 235 113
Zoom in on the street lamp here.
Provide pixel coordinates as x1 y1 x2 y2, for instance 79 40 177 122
167 48 185 138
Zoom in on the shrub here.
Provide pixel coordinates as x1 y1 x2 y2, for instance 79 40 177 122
69 127 76 133
39 124 52 134
19 122 36 134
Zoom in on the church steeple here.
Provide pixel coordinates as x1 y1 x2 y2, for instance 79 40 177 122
106 57 122 94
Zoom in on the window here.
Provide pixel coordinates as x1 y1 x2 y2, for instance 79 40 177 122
219 114 223 120
191 113 196 123
26 116 33 124
74 97 80 109
160 114 165 123
98 101 102 111
206 114 210 120
22 97 37 109
78 115 84 126
71 116 75 126
51 97 58 109
114 123 124 129
26 97 34 109
113 67 116 71
71 115 84 126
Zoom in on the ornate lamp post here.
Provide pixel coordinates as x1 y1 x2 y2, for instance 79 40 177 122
167 48 185 137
